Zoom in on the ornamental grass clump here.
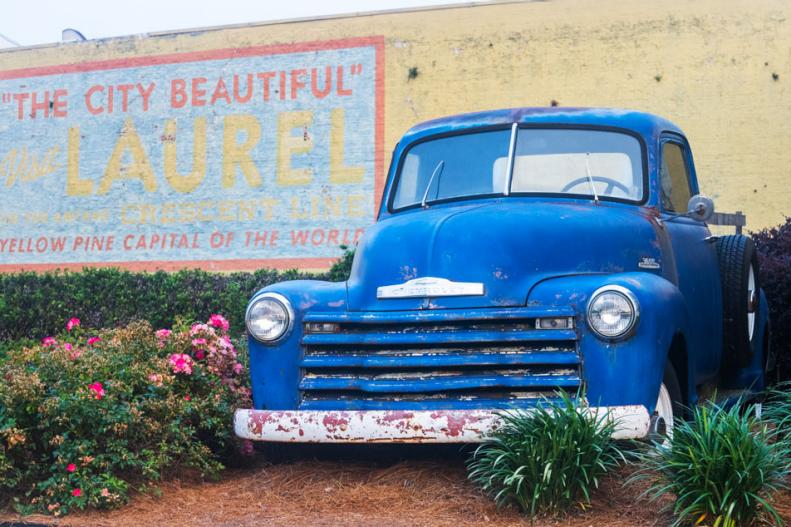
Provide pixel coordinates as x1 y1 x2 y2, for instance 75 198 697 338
631 402 790 527
0 315 251 516
466 392 625 518
764 382 791 450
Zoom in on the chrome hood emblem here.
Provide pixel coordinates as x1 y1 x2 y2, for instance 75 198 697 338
376 277 485 299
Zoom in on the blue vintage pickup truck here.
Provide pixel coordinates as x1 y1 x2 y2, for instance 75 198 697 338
235 108 770 443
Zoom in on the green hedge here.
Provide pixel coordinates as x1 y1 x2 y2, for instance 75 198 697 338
0 248 354 343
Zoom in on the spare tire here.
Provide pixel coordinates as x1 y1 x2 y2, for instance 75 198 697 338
715 235 759 369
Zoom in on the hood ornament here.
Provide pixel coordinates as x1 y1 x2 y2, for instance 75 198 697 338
377 277 485 299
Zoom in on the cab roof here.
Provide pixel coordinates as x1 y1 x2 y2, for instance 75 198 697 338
401 107 684 144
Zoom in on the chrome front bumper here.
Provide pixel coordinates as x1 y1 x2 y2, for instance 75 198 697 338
234 405 651 443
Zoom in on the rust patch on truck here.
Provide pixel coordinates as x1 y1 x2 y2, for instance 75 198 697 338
322 413 350 433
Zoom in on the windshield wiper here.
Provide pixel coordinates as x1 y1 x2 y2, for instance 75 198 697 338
421 160 445 208
584 152 600 203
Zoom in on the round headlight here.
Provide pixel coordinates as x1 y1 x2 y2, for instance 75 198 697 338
586 286 639 339
245 293 294 343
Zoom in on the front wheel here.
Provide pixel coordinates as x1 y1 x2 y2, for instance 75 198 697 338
653 363 683 441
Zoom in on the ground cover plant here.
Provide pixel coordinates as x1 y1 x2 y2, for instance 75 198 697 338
631 402 790 527
765 381 791 446
466 392 625 519
0 315 251 516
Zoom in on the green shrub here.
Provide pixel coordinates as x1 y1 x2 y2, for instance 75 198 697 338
0 315 251 516
325 245 356 282
0 248 356 343
752 218 791 381
0 338 36 362
631 402 790 527
466 392 624 518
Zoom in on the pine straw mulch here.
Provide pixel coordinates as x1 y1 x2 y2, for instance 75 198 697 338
2 444 790 527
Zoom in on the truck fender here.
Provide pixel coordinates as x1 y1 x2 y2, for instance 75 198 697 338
527 272 695 412
246 280 347 409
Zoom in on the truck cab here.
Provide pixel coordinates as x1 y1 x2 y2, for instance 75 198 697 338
235 108 770 443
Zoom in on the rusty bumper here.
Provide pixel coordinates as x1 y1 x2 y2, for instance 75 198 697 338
234 406 651 443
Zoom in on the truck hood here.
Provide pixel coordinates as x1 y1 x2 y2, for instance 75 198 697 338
346 199 665 311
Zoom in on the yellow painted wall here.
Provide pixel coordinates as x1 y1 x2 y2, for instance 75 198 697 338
1 0 789 230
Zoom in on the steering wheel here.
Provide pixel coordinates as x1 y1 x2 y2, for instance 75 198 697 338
560 176 631 196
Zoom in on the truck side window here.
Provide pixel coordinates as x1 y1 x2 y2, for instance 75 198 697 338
660 142 692 213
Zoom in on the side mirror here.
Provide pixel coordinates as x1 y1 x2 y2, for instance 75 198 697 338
687 194 715 222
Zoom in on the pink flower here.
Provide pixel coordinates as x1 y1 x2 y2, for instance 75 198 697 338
168 353 193 375
69 349 83 360
194 349 205 360
147 373 163 386
41 336 57 347
66 318 80 332
233 362 243 375
191 338 207 347
87 337 101 346
209 314 230 332
217 337 237 358
155 329 172 340
63 343 73 352
189 323 215 336
66 463 76 473
72 488 82 497
101 488 111 498
88 382 105 400
184 394 191 401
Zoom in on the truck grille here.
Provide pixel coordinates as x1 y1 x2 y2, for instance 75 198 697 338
299 308 581 410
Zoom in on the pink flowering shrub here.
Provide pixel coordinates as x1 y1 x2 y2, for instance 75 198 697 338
0 316 250 516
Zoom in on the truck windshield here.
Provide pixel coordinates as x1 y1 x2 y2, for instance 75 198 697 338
391 127 644 210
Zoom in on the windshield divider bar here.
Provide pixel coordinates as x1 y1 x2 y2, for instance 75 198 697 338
584 152 599 203
503 123 518 196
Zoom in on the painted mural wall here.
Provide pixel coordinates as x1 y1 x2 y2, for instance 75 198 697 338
0 38 383 270
0 0 789 271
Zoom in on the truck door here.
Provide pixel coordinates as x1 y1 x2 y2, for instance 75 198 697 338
659 135 723 382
